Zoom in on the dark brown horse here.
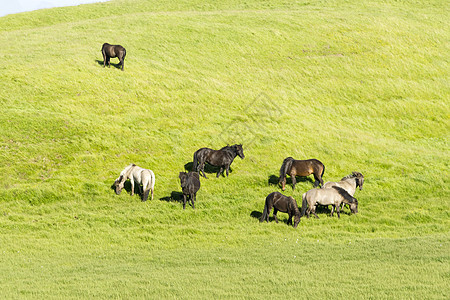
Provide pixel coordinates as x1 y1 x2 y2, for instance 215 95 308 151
179 171 201 209
260 192 301 228
279 157 325 190
102 43 126 71
192 144 245 178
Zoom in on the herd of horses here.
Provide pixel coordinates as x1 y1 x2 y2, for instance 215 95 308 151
113 143 364 228
105 43 364 227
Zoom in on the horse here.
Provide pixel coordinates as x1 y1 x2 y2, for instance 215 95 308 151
192 144 245 178
114 164 155 201
322 171 364 211
179 171 201 209
102 43 126 71
301 186 358 219
260 192 301 228
279 157 325 190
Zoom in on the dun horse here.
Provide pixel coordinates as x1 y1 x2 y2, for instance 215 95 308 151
192 144 245 178
114 164 155 201
179 171 201 209
102 43 126 71
260 192 301 228
279 157 325 190
301 186 358 219
323 171 364 210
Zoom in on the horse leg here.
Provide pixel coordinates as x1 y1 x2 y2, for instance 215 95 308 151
336 205 341 219
217 167 223 178
200 162 207 179
119 56 124 71
192 193 196 209
313 173 323 187
291 175 297 190
273 208 279 223
287 212 292 226
151 188 154 201
102 51 107 67
225 164 230 177
130 180 135 196
183 194 187 209
312 206 319 219
331 205 335 217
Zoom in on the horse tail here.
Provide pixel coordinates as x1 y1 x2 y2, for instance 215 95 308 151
321 162 325 178
260 194 272 222
150 171 155 200
142 188 150 202
260 204 268 223
300 193 308 217
192 150 199 171
279 157 294 184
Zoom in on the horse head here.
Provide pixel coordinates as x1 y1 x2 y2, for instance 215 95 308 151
349 199 358 214
114 175 125 195
179 172 188 187
352 171 364 190
289 196 301 228
235 144 245 159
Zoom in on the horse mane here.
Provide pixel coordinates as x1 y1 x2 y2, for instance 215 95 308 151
332 186 356 203
220 144 237 155
341 173 356 181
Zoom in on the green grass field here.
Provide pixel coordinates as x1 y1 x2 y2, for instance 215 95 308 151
0 0 449 298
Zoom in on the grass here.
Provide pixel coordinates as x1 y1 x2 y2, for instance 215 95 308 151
0 0 449 298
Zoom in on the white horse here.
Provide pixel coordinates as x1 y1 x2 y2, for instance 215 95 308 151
114 164 155 201
322 171 364 210
301 186 358 219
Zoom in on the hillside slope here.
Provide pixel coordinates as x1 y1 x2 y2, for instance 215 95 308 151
0 0 448 298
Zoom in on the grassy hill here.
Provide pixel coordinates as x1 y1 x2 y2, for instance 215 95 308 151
0 0 448 298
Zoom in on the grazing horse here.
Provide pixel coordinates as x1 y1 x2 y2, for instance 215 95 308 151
102 43 126 71
301 186 358 219
279 157 325 190
114 164 155 201
192 144 245 178
260 192 301 228
322 171 364 210
179 171 201 209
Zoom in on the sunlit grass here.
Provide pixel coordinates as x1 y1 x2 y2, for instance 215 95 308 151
0 0 448 298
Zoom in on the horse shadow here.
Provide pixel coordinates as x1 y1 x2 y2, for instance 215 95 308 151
95 59 123 70
250 210 293 224
159 191 183 203
268 175 313 187
184 162 232 177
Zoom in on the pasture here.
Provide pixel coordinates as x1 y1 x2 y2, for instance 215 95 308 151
0 0 448 298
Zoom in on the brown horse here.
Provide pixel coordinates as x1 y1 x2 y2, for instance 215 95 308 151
279 157 325 190
260 192 301 228
179 171 201 209
102 43 126 71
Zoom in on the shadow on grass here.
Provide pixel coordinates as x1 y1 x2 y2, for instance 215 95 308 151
251 210 295 225
160 191 183 203
184 161 232 177
268 174 314 189
95 59 123 70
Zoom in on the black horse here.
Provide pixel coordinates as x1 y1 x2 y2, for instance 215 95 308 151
260 192 301 228
179 171 201 209
102 43 126 71
192 144 245 178
279 157 325 190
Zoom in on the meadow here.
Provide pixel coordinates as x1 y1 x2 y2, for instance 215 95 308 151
0 0 448 298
